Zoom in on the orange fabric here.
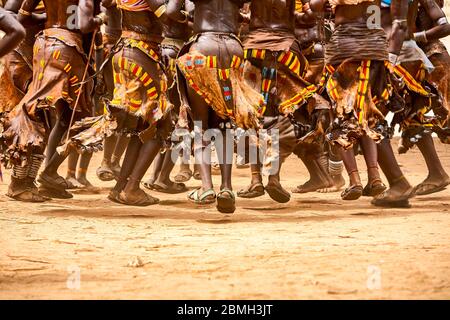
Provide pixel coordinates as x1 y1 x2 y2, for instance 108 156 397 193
117 0 150 12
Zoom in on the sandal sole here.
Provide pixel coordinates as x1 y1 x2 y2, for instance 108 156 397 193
341 187 363 201
217 197 236 214
265 185 290 203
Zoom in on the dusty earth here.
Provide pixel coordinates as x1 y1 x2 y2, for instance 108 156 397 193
0 4 449 302
0 138 449 300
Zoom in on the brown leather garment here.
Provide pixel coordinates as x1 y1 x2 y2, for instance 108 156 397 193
325 22 388 65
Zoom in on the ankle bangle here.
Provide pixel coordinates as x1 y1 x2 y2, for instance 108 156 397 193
391 175 406 185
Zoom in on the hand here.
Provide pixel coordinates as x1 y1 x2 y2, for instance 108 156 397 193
101 0 116 8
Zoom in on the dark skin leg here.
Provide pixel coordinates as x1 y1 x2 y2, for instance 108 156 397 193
101 134 117 168
377 138 412 197
174 147 194 182
318 144 346 193
329 144 345 185
177 162 192 176
237 149 265 198
187 86 214 192
77 152 93 187
294 149 333 193
66 151 83 188
112 135 142 193
122 138 162 196
217 128 232 191
359 135 383 186
248 163 263 185
146 153 165 184
99 135 128 180
42 103 71 179
154 151 178 186
339 146 362 189
111 135 129 168
416 132 450 187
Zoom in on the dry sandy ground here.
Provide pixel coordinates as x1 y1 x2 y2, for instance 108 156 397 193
0 138 449 300
1 8 450 300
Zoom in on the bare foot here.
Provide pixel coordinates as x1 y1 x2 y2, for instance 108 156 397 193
318 174 345 193
414 174 450 196
293 179 331 194
77 176 95 189
372 184 414 207
66 176 83 189
110 161 122 178
119 188 160 206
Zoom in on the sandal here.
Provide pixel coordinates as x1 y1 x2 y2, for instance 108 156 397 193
142 178 156 190
341 184 363 201
110 162 122 178
193 170 202 181
107 189 123 204
414 180 450 196
371 187 414 208
217 188 236 214
6 189 50 203
96 166 115 182
38 186 73 199
237 182 265 198
153 181 187 194
174 170 193 183
38 172 69 190
362 179 387 197
265 183 291 203
187 188 216 205
118 189 160 207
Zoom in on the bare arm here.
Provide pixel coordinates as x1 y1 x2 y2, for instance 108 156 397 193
389 0 408 55
308 0 327 12
144 0 169 20
102 0 121 31
17 0 40 25
8 0 45 26
166 0 187 22
415 0 450 43
4 0 24 12
295 2 318 25
79 0 103 33
0 8 26 57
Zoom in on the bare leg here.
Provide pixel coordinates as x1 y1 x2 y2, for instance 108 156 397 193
339 146 363 200
143 151 164 189
372 138 414 207
377 138 412 194
77 152 94 187
40 103 71 187
415 132 450 195
110 135 129 177
120 138 162 205
174 161 193 183
111 135 142 194
97 135 117 181
66 151 83 189
237 163 265 198
359 135 386 197
38 103 74 198
293 149 333 194
318 144 346 193
216 129 236 213
153 151 187 194
187 86 214 192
